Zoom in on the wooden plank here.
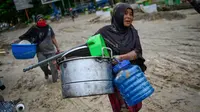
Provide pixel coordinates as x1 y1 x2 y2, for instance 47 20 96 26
0 49 6 56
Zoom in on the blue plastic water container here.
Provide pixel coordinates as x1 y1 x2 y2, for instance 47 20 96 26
11 44 37 59
113 60 154 106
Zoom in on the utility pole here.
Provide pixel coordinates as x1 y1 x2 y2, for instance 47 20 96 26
109 0 114 7
61 0 66 11
67 0 71 8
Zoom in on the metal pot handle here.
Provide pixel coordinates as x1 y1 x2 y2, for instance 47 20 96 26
101 47 113 58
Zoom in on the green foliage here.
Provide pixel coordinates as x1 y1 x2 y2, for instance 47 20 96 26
0 0 54 24
44 15 51 20
115 0 121 3
91 0 97 6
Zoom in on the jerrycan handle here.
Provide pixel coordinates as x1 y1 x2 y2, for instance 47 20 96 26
101 47 113 58
113 56 120 63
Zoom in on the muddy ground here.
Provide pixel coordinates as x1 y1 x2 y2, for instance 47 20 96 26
0 9 200 112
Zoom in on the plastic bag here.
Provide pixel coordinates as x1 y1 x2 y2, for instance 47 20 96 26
18 40 31 45
140 4 158 14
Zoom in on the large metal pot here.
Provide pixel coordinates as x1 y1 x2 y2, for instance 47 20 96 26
59 56 114 98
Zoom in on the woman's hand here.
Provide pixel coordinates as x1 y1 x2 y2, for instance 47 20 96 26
112 55 121 65
56 48 60 53
115 50 137 61
112 50 138 65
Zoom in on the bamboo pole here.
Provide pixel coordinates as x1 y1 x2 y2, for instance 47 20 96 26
25 9 30 21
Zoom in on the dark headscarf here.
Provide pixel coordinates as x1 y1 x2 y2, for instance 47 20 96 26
95 3 146 71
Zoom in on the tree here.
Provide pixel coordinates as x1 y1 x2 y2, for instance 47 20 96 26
0 0 17 23
91 0 97 7
0 0 52 24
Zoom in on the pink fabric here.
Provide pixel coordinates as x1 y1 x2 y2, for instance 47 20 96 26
108 88 142 112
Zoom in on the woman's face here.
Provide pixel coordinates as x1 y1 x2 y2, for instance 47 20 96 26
124 8 133 27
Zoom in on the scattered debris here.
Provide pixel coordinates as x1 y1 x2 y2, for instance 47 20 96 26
88 16 101 23
88 11 186 23
88 15 111 23
134 12 186 21
88 15 111 24
157 3 193 11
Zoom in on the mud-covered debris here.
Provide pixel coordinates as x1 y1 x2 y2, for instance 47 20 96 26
88 16 101 23
88 16 111 23
134 12 186 21
88 11 186 23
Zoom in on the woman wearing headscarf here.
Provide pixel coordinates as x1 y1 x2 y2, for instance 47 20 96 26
94 3 146 112
18 14 60 83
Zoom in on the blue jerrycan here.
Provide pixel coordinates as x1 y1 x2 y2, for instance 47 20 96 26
113 60 154 106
